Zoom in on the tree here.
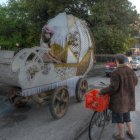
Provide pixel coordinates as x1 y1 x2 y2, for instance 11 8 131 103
88 0 139 54
130 17 140 36
0 0 41 50
0 0 139 53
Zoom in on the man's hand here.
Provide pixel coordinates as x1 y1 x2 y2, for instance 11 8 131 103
98 91 104 96
126 62 132 69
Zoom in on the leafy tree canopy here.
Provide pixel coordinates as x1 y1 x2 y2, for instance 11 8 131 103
88 0 139 53
0 0 139 54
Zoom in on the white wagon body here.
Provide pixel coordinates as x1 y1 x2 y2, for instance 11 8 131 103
0 13 95 119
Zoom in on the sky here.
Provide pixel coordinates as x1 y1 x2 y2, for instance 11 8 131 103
0 0 7 5
129 0 140 13
0 0 140 13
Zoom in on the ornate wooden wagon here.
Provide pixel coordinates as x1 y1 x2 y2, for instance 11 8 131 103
0 13 95 119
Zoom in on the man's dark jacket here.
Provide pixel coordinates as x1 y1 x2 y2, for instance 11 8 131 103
100 65 138 113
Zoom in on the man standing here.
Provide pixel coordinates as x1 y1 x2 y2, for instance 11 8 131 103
100 54 138 140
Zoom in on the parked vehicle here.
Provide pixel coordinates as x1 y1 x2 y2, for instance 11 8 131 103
104 58 117 76
131 56 140 70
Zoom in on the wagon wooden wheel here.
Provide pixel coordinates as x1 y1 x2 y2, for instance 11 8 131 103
75 78 88 102
8 88 28 107
89 110 112 140
49 87 69 119
89 111 105 140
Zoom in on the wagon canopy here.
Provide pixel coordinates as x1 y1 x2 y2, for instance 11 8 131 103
40 12 93 63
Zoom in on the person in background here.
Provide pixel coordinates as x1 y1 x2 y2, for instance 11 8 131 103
41 25 54 48
40 25 61 63
100 54 138 140
14 43 21 55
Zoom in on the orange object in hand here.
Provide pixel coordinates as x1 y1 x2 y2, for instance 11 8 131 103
85 89 109 112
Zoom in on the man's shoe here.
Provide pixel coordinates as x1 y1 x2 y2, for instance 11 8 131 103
126 131 135 139
112 134 125 140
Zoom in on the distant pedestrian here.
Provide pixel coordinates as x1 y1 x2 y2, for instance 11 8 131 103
100 54 138 140
14 43 21 55
40 25 54 48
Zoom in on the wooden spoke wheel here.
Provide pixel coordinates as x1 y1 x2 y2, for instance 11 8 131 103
13 96 27 107
89 111 105 140
75 78 88 102
9 88 27 107
49 87 69 119
89 110 111 140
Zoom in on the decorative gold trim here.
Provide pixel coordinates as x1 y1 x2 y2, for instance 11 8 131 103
68 46 79 62
54 49 93 68
76 49 92 75
55 63 78 67
79 48 93 64
51 43 68 63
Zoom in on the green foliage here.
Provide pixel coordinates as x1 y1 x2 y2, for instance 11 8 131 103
0 0 40 50
0 0 139 54
88 0 139 54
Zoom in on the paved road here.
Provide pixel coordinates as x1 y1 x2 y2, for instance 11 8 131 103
0 66 140 140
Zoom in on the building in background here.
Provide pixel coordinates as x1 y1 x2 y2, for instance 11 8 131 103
131 37 140 55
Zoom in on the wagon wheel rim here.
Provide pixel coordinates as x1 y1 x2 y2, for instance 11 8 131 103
53 89 69 117
78 79 88 99
89 112 105 140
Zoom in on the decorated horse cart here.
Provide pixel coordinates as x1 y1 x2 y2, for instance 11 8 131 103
0 13 95 119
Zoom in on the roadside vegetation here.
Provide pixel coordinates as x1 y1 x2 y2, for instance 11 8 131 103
0 0 140 54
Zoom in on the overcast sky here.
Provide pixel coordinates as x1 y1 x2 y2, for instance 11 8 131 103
130 0 140 13
0 0 140 13
0 0 7 5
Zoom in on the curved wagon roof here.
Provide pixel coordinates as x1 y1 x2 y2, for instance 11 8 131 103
41 12 94 63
